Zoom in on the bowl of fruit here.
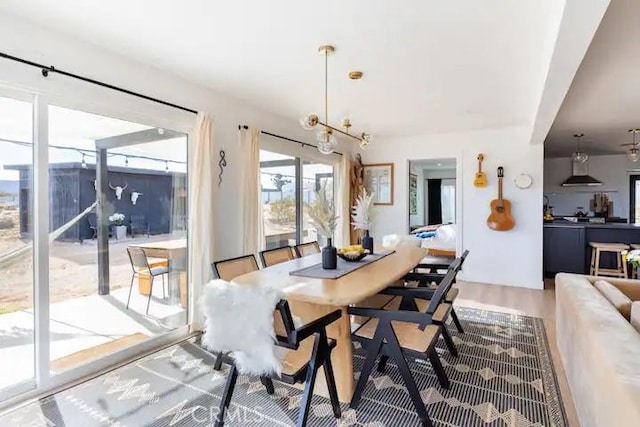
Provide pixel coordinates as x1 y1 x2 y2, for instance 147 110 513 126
337 245 369 262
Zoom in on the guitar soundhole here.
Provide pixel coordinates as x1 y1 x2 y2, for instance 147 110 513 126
496 206 505 213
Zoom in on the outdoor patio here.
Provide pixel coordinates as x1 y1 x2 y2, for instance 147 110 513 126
0 234 187 390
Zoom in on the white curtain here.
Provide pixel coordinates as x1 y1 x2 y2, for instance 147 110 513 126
335 153 351 248
241 127 265 256
189 113 216 328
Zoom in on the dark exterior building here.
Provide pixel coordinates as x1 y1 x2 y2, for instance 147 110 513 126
6 162 186 242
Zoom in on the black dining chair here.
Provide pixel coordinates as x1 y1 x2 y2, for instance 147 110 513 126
212 299 342 427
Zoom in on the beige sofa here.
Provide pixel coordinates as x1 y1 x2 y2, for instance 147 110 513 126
556 273 640 427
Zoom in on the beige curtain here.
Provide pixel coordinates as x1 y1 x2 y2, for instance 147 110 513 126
189 113 216 328
241 127 265 256
335 153 352 248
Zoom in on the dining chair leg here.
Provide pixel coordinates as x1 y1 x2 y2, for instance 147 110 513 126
428 351 450 389
439 324 458 357
351 329 385 409
215 364 238 427
296 335 322 427
321 345 341 418
260 377 275 395
449 308 464 333
213 352 224 371
126 274 135 309
385 324 433 427
146 276 154 314
376 355 389 373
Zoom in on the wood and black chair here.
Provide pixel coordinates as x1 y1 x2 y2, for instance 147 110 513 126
214 300 342 427
259 246 294 268
348 268 458 427
211 254 260 281
379 257 463 357
210 254 261 369
125 247 169 314
293 241 321 257
407 250 469 334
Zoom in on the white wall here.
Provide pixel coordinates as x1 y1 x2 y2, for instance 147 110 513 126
544 154 636 219
362 126 543 289
0 14 353 259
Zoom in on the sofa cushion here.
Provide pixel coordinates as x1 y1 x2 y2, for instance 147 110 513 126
632 302 640 333
594 280 633 320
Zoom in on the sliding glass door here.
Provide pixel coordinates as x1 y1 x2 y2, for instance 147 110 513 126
260 148 335 248
0 87 191 403
46 104 188 374
0 91 35 395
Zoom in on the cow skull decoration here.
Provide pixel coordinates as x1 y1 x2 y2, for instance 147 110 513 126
108 182 128 200
130 191 143 205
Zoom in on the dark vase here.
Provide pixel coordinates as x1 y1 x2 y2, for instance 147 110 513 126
362 230 374 254
322 237 337 270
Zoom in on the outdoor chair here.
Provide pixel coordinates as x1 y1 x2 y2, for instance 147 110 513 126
212 299 342 427
87 213 113 239
130 214 150 238
259 246 294 267
293 241 320 257
348 268 458 427
126 247 169 314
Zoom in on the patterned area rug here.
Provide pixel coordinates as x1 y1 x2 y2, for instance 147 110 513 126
0 307 567 426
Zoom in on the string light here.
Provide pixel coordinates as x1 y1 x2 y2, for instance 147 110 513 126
165 161 169 173
81 153 88 169
0 137 186 167
125 156 129 167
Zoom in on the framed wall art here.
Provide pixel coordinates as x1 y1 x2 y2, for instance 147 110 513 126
409 172 418 214
363 163 394 205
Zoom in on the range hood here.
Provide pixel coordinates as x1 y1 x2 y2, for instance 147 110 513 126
561 159 602 187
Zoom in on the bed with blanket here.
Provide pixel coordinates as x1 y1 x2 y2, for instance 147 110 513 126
383 224 457 258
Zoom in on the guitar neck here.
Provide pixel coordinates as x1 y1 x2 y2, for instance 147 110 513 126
498 177 503 201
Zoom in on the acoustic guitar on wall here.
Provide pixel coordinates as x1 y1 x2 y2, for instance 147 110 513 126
474 153 487 188
487 166 515 231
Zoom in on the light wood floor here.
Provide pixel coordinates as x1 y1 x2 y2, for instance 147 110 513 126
456 279 580 427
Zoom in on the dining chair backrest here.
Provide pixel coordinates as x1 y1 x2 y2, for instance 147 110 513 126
294 241 321 257
212 254 260 281
127 247 150 272
260 246 294 268
424 266 457 317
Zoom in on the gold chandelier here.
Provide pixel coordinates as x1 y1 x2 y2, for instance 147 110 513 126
299 45 372 154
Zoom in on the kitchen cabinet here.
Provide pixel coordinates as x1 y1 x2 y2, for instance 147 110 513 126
544 225 585 275
544 221 640 276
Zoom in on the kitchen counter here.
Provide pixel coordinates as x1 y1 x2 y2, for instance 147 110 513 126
544 220 639 229
544 220 640 277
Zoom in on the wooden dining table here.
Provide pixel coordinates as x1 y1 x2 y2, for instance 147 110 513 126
231 245 428 402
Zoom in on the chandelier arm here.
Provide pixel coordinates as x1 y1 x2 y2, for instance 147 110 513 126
317 120 364 142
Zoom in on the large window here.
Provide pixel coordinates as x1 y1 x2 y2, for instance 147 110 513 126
0 89 190 402
260 149 334 249
0 92 34 393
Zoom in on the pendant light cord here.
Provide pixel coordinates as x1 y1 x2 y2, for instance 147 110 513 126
324 48 329 142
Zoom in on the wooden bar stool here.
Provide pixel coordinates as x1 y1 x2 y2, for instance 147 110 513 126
589 242 630 278
630 244 640 278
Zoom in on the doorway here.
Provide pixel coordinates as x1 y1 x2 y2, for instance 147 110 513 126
408 159 457 231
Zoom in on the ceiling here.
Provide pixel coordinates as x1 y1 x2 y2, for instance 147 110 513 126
545 0 640 157
0 0 563 139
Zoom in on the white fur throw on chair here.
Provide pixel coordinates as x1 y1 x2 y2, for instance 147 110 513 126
200 279 286 376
